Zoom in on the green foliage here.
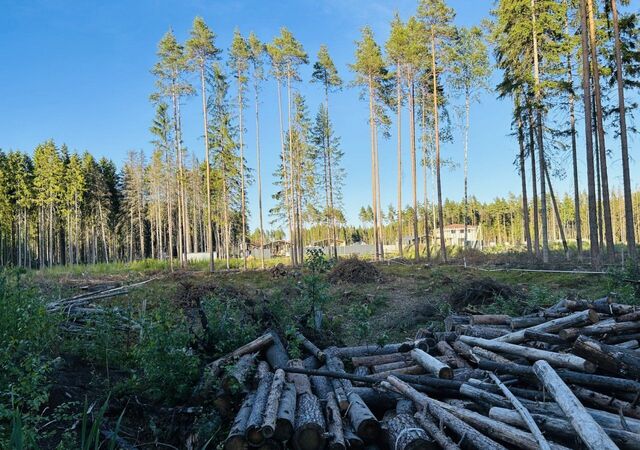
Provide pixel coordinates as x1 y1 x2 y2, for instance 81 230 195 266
348 303 373 344
201 295 260 355
0 270 56 444
305 248 330 273
135 305 199 403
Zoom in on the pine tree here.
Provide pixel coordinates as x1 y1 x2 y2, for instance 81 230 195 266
311 44 342 258
186 17 220 272
418 0 456 262
448 25 490 250
351 27 387 260
229 30 251 269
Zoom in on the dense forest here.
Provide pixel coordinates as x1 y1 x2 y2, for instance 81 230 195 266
1 0 639 270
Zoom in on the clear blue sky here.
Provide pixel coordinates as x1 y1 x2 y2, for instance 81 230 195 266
1 0 638 230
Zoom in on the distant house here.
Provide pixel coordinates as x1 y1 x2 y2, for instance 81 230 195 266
308 238 346 248
438 224 483 248
262 239 291 257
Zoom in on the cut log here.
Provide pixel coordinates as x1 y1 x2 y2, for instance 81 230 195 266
414 412 460 450
384 376 509 450
353 387 402 412
302 355 321 370
287 359 313 395
411 349 452 379
295 332 326 363
606 333 640 345
560 319 640 341
372 360 411 373
293 392 326 450
444 315 470 332
572 386 640 419
523 330 565 345
478 359 640 392
443 402 570 450
615 340 639 349
495 309 599 344
208 333 274 376
450 339 476 363
489 407 640 450
330 343 409 358
274 381 296 442
471 314 510 326
460 335 596 372
325 392 346 450
434 331 459 343
265 330 289 369
353 366 371 386
384 413 434 450
510 316 547 329
436 341 470 368
471 346 512 364
310 372 333 402
396 399 416 415
573 335 640 377
222 353 257 393
532 360 618 450
487 372 551 450
372 364 425 379
343 421 364 450
224 392 256 450
352 352 408 367
617 310 640 322
261 368 286 438
345 391 381 443
457 325 510 339
246 362 274 446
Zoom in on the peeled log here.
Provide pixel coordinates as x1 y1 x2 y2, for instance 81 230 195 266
372 360 411 373
495 309 599 344
532 360 618 450
261 368 286 438
224 392 256 450
573 335 640 377
384 413 434 450
471 346 512 364
411 349 452 379
572 386 640 419
460 335 596 372
274 381 296 442
330 343 409 358
295 331 326 363
444 315 470 332
293 392 326 450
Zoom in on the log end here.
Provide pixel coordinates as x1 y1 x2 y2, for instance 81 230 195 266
356 418 381 443
246 426 266 447
274 419 294 442
294 425 326 450
223 436 246 450
587 308 599 324
438 367 453 380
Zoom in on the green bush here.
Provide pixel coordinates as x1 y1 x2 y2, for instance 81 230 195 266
201 295 260 355
134 305 200 403
0 269 57 445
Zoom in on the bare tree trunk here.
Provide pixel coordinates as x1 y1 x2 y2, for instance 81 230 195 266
527 110 540 257
408 75 419 260
587 0 615 260
286 68 299 266
610 0 636 262
276 78 295 266
422 86 431 259
517 108 532 255
431 29 447 262
237 75 248 270
396 63 403 257
368 75 380 261
545 165 569 258
325 84 338 260
200 65 214 272
254 75 265 269
463 91 470 250
580 0 601 267
531 0 549 263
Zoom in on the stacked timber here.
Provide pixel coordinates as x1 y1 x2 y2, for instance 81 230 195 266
218 298 640 449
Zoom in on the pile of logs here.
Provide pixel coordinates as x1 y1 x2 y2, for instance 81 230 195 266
219 297 640 449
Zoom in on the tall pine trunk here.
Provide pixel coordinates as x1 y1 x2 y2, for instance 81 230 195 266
579 0 601 267
368 74 380 261
254 74 265 268
431 28 447 262
396 63 403 257
586 0 615 260
408 74 419 260
517 106 532 255
610 0 636 262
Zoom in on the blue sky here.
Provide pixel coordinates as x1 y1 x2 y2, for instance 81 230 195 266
1 0 638 230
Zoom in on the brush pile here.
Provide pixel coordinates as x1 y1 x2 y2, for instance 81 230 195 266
327 258 381 284
214 297 640 449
